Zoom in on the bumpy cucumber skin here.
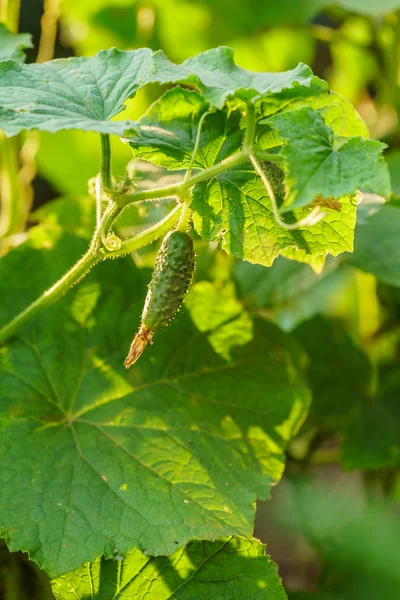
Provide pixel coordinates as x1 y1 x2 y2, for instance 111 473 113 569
142 230 195 331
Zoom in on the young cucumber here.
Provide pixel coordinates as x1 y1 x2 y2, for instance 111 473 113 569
124 230 195 368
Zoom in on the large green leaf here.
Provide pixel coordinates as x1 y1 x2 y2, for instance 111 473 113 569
234 256 348 331
269 108 390 210
259 88 369 138
0 46 325 137
342 370 400 470
0 225 310 576
293 316 372 432
349 203 400 288
191 163 357 271
165 46 326 109
0 24 32 63
0 48 155 136
51 536 286 600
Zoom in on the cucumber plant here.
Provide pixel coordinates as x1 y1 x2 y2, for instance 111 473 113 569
0 30 394 600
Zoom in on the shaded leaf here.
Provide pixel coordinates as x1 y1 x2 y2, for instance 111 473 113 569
32 196 96 239
293 316 372 432
349 203 400 288
234 256 349 331
278 480 400 600
342 370 400 469
385 149 400 198
51 536 286 599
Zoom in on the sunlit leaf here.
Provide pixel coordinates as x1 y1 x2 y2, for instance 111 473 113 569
270 108 390 209
51 536 286 600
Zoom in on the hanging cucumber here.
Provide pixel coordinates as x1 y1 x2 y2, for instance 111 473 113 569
124 229 195 368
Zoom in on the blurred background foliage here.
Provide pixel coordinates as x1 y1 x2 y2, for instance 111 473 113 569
1 0 400 598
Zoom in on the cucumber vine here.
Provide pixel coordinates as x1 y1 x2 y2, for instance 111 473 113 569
0 104 293 346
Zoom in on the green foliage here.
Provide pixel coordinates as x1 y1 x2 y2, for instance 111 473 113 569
0 225 310 576
342 369 400 469
0 24 32 63
128 85 388 271
269 108 389 209
51 536 286 600
0 47 323 137
293 316 372 432
186 280 253 359
350 203 400 287
278 480 400 599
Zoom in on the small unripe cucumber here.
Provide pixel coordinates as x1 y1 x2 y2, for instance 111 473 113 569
124 230 195 368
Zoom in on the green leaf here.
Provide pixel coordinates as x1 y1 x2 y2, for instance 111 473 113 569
293 316 372 432
259 88 369 138
0 24 32 63
234 256 348 331
128 88 212 170
349 203 400 287
0 226 310 576
32 196 96 239
167 46 327 109
385 149 400 198
342 370 400 470
0 46 325 137
0 48 157 137
277 480 400 599
269 108 390 210
191 161 358 272
186 280 253 359
51 536 287 600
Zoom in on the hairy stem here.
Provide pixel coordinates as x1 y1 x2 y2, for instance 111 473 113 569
243 102 256 151
253 150 286 163
176 200 192 232
104 203 182 258
100 134 112 191
117 151 248 210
